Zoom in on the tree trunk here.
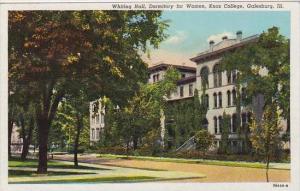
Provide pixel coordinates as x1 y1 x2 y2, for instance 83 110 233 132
74 114 83 167
266 154 270 182
21 118 34 160
133 136 138 150
8 120 14 159
37 117 50 174
36 86 64 174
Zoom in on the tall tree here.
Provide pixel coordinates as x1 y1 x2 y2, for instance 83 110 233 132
220 27 289 154
220 26 289 129
9 11 168 173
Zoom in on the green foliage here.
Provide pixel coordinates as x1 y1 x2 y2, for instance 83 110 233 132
219 112 230 154
9 11 168 172
164 87 208 149
194 129 214 155
220 26 289 121
250 104 282 157
102 68 180 152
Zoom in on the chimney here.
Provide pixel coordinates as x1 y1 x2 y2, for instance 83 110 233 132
222 36 228 40
236 30 242 41
209 40 215 51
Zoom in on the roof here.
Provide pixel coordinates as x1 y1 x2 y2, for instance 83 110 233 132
190 35 259 63
177 76 196 85
148 63 196 73
167 96 194 103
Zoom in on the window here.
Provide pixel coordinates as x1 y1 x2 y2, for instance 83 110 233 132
153 74 160 82
95 114 99 124
232 114 237 133
232 70 237 83
232 140 238 148
181 73 186 78
189 84 193 96
242 113 247 129
232 89 237 106
92 129 95 139
227 71 232 84
200 67 209 89
101 113 105 124
180 86 184 97
241 87 246 105
218 92 222 108
96 128 99 139
202 118 208 129
218 116 223 133
205 94 209 109
214 117 218 134
227 90 231 106
93 103 98 113
213 93 217 108
213 64 222 87
247 112 252 132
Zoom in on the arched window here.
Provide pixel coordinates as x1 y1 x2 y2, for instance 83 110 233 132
247 112 252 132
232 114 237 133
202 118 208 129
227 71 232 84
213 93 217 108
241 113 247 128
227 90 231 106
232 89 237 106
92 129 95 139
213 64 222 87
241 87 246 105
218 92 222 108
205 94 209 109
218 116 223 133
232 70 237 83
214 116 218 134
200 67 209 89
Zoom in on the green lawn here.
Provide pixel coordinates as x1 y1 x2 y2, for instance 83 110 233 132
97 154 289 170
9 158 108 170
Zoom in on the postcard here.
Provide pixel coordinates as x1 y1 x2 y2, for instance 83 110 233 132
0 0 299 191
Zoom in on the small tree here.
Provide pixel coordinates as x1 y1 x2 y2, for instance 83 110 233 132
194 129 214 156
250 103 282 182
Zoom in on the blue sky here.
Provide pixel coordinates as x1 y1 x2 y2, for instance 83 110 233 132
144 11 290 66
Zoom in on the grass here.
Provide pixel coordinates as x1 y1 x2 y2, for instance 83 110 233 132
9 169 96 177
9 158 108 170
97 154 289 170
11 176 157 184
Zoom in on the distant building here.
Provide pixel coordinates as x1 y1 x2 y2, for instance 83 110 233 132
10 123 23 153
89 99 105 143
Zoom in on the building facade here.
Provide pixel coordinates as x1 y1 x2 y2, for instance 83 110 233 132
89 99 105 142
89 31 286 152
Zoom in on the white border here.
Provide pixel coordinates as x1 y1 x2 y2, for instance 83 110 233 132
0 1 299 191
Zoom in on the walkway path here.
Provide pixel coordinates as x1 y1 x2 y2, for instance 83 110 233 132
54 154 290 182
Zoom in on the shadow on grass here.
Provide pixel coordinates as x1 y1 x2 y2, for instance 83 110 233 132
10 176 157 184
9 158 109 170
9 170 96 177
